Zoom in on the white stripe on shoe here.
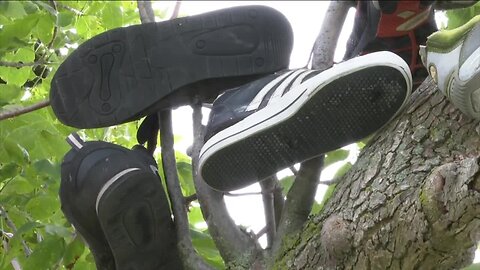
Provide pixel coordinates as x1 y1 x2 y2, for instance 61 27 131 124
266 69 310 107
246 70 297 112
95 167 141 214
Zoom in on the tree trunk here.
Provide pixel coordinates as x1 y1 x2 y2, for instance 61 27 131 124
274 79 480 269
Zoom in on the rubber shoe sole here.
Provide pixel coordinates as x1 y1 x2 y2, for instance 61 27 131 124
50 5 293 128
199 52 412 191
449 23 480 119
60 141 182 270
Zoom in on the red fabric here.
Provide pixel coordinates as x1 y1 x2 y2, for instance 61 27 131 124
376 0 432 37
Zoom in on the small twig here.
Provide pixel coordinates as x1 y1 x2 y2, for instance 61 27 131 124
255 227 267 240
57 2 84 16
0 100 51 121
170 1 182 20
259 178 276 249
0 205 32 256
0 59 47 68
47 0 58 50
137 1 155 23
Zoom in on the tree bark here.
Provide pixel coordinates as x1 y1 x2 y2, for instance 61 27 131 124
274 79 480 269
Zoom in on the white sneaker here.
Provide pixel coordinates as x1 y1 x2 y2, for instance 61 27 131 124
420 15 480 119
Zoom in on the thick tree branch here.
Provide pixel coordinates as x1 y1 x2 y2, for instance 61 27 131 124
0 100 50 121
271 156 324 259
190 100 260 267
259 177 277 249
158 110 213 270
311 1 350 70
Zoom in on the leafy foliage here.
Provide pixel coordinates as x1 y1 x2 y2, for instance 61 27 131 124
445 1 480 29
0 1 221 269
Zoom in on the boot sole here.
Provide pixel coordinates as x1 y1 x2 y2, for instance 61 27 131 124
450 23 480 119
96 169 181 270
199 52 412 191
50 5 293 128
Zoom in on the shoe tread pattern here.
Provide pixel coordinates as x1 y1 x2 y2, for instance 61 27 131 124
50 6 293 128
202 66 408 191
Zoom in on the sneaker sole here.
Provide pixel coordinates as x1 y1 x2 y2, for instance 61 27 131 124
199 52 412 191
50 5 293 128
96 169 181 270
450 23 480 119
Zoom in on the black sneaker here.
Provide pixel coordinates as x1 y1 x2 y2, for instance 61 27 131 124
59 134 182 270
199 51 412 191
344 0 437 88
50 5 293 128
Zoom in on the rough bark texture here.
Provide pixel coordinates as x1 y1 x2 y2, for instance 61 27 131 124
274 79 480 269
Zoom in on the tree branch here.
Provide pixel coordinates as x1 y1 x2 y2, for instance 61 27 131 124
158 110 213 270
190 99 259 266
272 177 285 228
137 1 155 23
0 59 47 68
271 156 324 260
0 100 50 121
57 2 84 16
259 177 277 249
311 1 351 70
170 1 182 20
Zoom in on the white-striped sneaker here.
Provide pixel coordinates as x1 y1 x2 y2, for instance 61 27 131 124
199 51 412 191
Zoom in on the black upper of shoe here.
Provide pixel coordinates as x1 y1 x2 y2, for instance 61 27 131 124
59 140 179 269
344 0 437 88
204 69 321 141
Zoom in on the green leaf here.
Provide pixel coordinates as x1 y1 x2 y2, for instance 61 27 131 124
0 162 21 181
25 195 59 221
56 11 75 27
63 236 86 269
2 175 34 195
44 224 71 238
279 175 294 196
101 4 123 29
34 14 55 44
177 161 195 195
333 162 352 179
0 14 39 49
324 149 349 167
3 138 27 163
4 1 27 19
23 236 65 270
0 84 22 105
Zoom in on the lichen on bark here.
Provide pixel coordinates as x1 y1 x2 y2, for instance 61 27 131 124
274 80 480 269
